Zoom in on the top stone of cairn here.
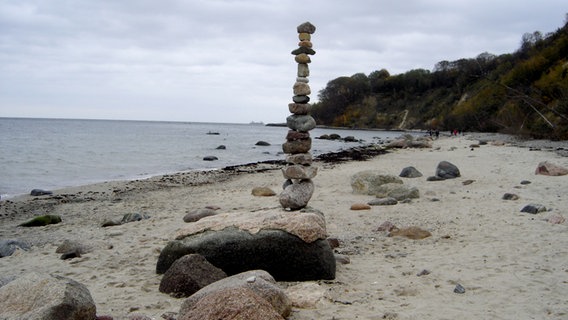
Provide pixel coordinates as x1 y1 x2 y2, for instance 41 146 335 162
297 22 316 34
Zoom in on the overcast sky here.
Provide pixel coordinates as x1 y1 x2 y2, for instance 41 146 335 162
0 0 565 124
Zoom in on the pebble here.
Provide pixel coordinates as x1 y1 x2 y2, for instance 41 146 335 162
454 284 466 294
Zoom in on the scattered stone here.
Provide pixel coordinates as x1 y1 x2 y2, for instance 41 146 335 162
374 221 397 232
547 214 565 224
159 254 227 298
216 145 226 150
19 214 62 227
30 189 53 196
121 213 150 224
178 287 284 320
535 161 568 176
183 208 219 223
388 227 432 240
417 269 431 276
520 180 532 185
327 237 340 248
285 282 325 309
399 166 423 178
0 273 96 320
351 171 403 195
426 175 446 182
255 141 271 146
520 203 547 214
203 156 218 161
56 239 87 255
61 251 81 260
435 161 461 179
350 203 371 210
179 270 290 318
454 283 466 294
335 254 351 264
127 314 152 320
0 239 30 258
502 193 520 200
251 187 276 197
368 197 398 206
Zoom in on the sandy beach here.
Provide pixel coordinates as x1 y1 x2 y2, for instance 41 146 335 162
1 133 567 320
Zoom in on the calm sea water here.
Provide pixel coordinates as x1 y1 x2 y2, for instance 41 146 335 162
0 118 405 198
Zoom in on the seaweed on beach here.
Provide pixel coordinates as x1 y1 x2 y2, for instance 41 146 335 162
315 145 388 163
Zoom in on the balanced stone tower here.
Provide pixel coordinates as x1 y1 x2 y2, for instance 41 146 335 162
279 22 318 210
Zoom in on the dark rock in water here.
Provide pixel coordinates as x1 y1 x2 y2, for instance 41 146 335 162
19 214 62 227
399 166 423 178
502 193 519 200
0 239 30 257
216 145 226 150
343 136 357 142
159 254 227 298
255 141 271 146
178 270 291 319
435 161 460 179
329 133 341 140
156 228 335 281
203 156 218 161
30 189 53 196
0 273 96 320
183 208 218 223
520 203 547 214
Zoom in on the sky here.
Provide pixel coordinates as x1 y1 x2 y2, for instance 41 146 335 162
0 1 566 124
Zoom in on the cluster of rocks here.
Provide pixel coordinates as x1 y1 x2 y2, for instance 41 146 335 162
279 21 318 211
349 160 460 208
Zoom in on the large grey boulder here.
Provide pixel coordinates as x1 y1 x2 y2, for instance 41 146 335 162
351 170 403 195
435 161 461 179
156 208 335 281
0 273 96 320
179 270 291 318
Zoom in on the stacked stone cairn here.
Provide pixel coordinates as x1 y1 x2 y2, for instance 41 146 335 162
279 22 318 211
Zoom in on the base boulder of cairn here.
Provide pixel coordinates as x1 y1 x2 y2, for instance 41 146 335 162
156 208 335 281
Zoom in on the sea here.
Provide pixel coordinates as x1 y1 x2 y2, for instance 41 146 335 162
0 118 408 199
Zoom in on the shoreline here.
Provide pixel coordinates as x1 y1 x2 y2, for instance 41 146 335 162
1 133 567 319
